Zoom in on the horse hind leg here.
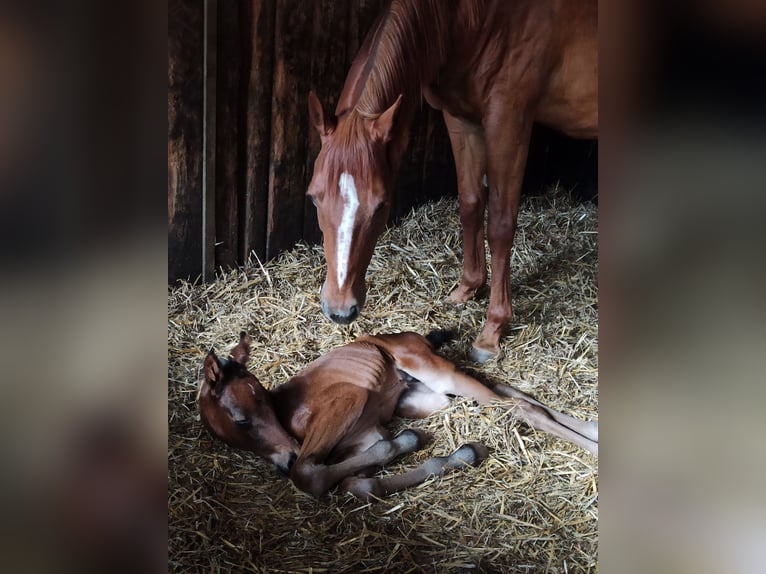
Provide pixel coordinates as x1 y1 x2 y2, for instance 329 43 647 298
342 443 490 501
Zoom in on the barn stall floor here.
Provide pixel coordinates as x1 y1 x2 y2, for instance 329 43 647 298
168 188 598 573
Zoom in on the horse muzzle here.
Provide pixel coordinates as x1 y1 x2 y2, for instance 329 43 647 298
322 302 359 324
320 280 364 324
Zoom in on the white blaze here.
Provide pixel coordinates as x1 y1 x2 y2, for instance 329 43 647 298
336 172 359 289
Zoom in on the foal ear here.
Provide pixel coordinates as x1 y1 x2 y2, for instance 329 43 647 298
230 331 252 366
367 94 403 144
202 350 223 387
308 90 336 138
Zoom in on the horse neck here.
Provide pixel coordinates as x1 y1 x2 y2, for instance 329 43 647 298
336 0 454 164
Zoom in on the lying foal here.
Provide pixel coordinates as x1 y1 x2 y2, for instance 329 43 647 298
199 331 598 500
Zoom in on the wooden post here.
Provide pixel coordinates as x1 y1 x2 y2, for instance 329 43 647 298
168 0 204 282
213 0 241 269
303 0 352 246
240 0 276 264
347 0 384 67
267 0 314 259
202 0 217 280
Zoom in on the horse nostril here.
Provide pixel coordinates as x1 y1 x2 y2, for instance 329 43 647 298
235 419 252 429
330 311 354 325
347 305 359 321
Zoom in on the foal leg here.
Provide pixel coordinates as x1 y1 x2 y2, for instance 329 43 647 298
395 380 451 419
370 333 598 456
342 443 489 501
470 104 534 363
442 111 489 304
291 429 429 498
491 383 599 443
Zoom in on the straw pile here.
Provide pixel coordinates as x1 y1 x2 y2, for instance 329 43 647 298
168 187 598 573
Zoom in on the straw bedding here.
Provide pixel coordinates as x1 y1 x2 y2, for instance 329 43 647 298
168 188 598 573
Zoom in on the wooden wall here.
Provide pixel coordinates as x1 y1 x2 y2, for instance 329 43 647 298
169 0 456 282
168 0 597 282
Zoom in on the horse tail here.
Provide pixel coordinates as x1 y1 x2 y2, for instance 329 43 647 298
425 329 455 350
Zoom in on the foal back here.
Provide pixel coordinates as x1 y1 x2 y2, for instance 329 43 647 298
270 341 405 462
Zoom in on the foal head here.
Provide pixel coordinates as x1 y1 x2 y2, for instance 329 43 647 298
198 332 299 475
307 91 403 324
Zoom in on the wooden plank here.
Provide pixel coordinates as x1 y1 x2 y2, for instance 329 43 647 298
202 0 217 280
213 0 241 269
240 0 276 263
267 0 315 259
521 125 597 200
168 0 204 282
303 0 351 245
347 0 385 67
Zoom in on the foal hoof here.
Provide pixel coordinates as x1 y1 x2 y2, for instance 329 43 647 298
394 429 429 452
586 420 599 442
469 345 498 364
445 443 490 469
342 476 383 502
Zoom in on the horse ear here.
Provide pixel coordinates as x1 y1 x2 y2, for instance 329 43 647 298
367 94 403 143
308 90 336 138
230 331 251 365
203 350 223 388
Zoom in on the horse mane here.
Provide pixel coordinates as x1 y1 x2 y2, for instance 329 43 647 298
337 0 484 119
325 0 486 185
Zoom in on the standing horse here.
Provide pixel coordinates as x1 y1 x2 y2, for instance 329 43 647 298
307 0 597 362
199 331 598 500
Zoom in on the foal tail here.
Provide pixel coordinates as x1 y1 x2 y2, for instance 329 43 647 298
425 329 455 350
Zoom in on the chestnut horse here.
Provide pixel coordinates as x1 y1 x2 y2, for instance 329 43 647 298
307 0 597 362
199 331 598 500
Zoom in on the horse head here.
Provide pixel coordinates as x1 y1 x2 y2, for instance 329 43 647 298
307 91 403 324
198 332 299 476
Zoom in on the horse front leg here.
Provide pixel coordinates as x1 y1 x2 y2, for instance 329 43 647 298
442 111 488 304
470 110 533 363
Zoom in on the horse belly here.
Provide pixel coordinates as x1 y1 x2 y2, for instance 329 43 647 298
536 7 598 138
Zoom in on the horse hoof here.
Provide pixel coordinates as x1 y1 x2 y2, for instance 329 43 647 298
445 285 477 304
469 345 498 364
446 443 489 469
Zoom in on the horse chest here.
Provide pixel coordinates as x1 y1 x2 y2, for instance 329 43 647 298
423 83 484 125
